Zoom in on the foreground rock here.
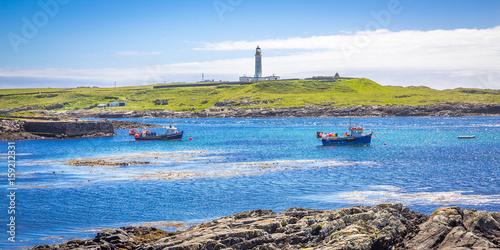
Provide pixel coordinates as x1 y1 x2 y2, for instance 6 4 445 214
32 227 173 250
31 204 500 249
57 103 500 119
407 207 500 249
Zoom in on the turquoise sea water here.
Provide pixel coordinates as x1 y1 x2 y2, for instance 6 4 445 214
1 117 499 249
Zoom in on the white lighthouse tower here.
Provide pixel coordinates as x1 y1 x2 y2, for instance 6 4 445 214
254 45 262 79
239 45 279 82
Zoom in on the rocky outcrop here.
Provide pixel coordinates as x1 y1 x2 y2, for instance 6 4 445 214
0 119 115 141
407 207 500 249
31 204 500 250
57 103 500 119
104 119 164 130
32 227 173 250
0 119 25 133
0 119 46 140
0 118 165 140
66 159 152 167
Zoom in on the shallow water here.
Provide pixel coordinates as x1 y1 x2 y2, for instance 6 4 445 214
1 117 499 249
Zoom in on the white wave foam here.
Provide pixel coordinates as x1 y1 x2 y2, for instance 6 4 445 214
309 186 500 206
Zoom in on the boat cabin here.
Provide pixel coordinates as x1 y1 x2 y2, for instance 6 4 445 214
349 127 365 137
166 125 177 134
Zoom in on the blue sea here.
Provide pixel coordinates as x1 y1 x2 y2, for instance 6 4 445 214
1 117 499 249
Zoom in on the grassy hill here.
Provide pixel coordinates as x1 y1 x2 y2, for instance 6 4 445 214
0 79 498 113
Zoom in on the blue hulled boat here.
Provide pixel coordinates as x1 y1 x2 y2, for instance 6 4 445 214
134 121 183 141
135 130 183 141
317 126 373 146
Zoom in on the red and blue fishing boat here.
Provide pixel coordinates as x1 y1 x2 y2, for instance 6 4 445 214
317 126 373 146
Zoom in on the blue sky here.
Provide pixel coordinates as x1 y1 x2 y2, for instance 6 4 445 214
1 0 499 89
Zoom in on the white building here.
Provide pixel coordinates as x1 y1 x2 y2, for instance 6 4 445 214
267 74 280 81
239 46 280 82
109 101 127 107
239 75 252 82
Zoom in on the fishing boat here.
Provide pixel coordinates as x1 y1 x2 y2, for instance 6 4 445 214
134 121 183 141
317 126 373 146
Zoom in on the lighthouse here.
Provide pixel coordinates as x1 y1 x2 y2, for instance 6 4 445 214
254 46 262 78
239 46 279 82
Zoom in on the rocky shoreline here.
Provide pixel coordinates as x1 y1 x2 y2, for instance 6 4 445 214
1 103 498 140
57 103 500 119
32 203 500 249
103 119 164 130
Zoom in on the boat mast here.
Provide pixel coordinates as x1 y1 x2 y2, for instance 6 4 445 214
349 113 352 136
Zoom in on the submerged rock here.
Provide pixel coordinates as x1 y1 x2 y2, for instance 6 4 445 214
66 159 152 167
31 204 499 249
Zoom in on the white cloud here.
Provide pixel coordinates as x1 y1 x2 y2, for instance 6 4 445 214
191 27 500 89
1 27 499 89
193 27 500 73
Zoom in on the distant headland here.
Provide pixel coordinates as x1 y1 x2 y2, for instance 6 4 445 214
0 78 498 120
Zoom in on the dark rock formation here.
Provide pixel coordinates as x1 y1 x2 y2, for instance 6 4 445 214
0 119 25 133
153 99 169 105
44 103 65 110
0 106 34 114
406 207 500 249
0 119 46 140
32 227 173 250
0 118 164 141
104 119 164 130
0 119 115 141
30 204 500 250
66 159 152 167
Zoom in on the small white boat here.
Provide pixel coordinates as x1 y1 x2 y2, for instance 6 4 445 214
458 135 475 139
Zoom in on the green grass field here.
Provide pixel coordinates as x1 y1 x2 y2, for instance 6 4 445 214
0 79 498 112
